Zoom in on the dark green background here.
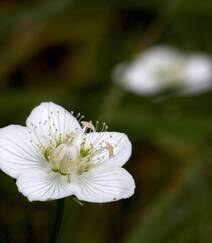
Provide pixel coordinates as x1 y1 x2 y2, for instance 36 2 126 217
0 0 212 242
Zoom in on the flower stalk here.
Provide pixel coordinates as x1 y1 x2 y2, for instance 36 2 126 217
49 198 65 243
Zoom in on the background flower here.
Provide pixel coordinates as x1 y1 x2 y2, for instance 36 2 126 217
181 54 212 94
113 46 212 96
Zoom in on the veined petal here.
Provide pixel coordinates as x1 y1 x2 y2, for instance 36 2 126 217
0 125 44 178
26 102 82 145
84 132 132 167
16 169 74 202
72 165 135 203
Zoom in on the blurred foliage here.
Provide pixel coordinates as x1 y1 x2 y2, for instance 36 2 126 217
0 0 212 243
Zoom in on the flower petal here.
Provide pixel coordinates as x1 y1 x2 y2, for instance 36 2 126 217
84 132 132 167
26 102 82 145
16 169 74 201
72 165 135 203
181 54 212 94
184 54 212 84
0 125 44 179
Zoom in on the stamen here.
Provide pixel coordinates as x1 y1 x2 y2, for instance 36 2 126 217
76 113 81 119
95 121 99 131
101 122 106 132
105 142 114 158
79 115 85 122
81 121 96 132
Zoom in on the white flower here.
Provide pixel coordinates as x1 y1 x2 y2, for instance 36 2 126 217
113 46 212 95
0 102 135 202
181 54 212 94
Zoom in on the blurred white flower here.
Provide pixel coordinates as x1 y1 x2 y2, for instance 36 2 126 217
113 46 212 95
0 102 135 202
181 54 212 94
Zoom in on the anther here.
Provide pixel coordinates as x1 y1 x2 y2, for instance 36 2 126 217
79 115 85 122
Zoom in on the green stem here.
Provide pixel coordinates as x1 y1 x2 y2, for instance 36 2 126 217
49 198 65 243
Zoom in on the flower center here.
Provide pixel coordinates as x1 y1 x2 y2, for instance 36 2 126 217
32 120 114 180
50 143 80 175
154 64 183 85
42 133 90 176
